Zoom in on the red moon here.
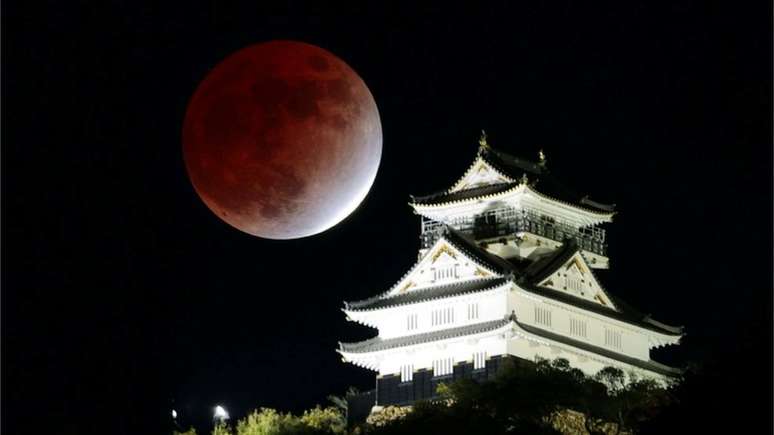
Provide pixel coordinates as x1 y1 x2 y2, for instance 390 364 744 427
183 41 382 239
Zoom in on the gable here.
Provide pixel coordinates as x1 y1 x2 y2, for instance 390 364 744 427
386 238 501 297
448 156 515 193
537 252 616 309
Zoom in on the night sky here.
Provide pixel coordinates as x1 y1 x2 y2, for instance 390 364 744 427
4 2 772 434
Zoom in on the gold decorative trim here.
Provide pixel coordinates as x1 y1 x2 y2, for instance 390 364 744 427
431 245 457 263
399 281 415 294
565 257 587 275
474 268 491 277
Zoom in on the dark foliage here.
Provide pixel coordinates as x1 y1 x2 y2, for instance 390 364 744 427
363 357 671 435
359 305 774 435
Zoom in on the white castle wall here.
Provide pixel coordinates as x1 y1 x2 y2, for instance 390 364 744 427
508 288 651 360
378 332 508 377
369 286 509 340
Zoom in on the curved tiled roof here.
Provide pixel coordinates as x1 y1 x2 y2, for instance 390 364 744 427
483 147 615 214
517 240 684 336
410 182 520 206
339 317 513 354
446 231 682 336
440 226 516 274
514 319 684 377
410 146 615 215
518 281 684 337
345 277 509 311
521 238 582 284
339 313 683 377
349 229 506 305
344 227 683 336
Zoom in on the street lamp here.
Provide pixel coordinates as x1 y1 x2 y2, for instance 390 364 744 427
214 405 229 422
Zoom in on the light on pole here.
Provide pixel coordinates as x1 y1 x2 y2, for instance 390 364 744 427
214 405 229 423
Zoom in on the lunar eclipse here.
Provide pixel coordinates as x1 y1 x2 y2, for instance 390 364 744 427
183 40 382 239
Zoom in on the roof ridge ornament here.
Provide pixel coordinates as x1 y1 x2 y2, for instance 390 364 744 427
520 172 529 185
478 129 490 154
538 149 547 168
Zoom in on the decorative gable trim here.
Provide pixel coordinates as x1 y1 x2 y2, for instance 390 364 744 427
448 156 515 193
538 251 617 310
387 237 501 297
431 245 458 263
344 236 503 309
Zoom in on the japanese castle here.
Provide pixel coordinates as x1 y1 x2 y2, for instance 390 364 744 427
339 133 683 409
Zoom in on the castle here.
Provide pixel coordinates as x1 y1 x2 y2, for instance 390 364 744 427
339 133 683 410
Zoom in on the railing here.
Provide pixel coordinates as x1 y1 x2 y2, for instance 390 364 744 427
420 207 607 256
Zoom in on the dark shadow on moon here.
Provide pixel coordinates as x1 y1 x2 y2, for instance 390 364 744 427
308 55 330 72
250 77 290 110
203 92 252 151
325 78 355 106
286 81 322 120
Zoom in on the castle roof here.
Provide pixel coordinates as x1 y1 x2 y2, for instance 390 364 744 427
512 318 684 377
339 313 683 376
519 280 684 336
410 146 615 215
339 317 513 354
515 240 684 336
441 227 516 274
345 277 509 311
410 182 519 206
344 227 683 337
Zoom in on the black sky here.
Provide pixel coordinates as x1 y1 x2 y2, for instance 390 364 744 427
3 2 772 434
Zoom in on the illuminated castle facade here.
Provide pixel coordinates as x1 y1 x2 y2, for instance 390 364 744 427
338 134 683 409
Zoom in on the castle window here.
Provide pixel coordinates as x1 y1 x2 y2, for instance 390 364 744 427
467 303 479 320
473 352 486 370
534 306 552 327
473 213 498 239
566 276 583 294
605 329 622 350
407 314 418 331
432 307 455 327
400 364 414 382
433 358 454 377
570 317 587 338
432 264 458 282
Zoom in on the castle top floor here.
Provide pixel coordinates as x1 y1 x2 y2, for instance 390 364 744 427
408 134 616 268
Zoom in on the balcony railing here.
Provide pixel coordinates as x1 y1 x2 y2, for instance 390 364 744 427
420 207 607 256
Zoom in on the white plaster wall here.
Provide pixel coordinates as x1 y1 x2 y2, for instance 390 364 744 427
375 288 509 339
509 289 651 361
378 332 508 376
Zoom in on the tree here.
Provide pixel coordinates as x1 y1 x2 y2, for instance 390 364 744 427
231 406 345 435
235 408 302 435
366 357 673 435
327 386 360 425
299 406 346 434
594 367 626 396
212 422 232 435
